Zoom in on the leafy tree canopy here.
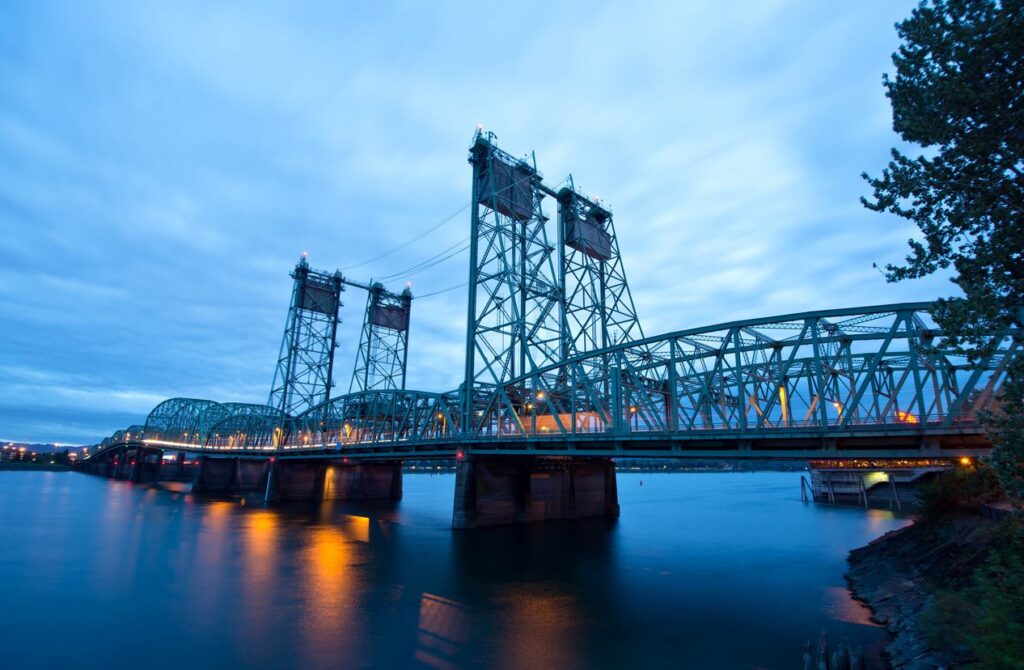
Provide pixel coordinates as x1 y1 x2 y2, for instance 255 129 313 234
863 0 1024 498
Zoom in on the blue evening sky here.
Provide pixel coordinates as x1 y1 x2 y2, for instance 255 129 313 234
1 1 952 444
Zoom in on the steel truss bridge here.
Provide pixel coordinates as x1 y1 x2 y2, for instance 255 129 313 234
90 131 1020 465
104 303 1015 461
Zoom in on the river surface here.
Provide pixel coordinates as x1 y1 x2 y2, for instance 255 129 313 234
0 470 910 669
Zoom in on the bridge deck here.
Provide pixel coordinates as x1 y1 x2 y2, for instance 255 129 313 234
119 421 989 462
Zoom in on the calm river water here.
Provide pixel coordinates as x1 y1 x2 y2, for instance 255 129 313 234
0 470 909 669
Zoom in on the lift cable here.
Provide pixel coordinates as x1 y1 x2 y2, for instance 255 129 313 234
360 175 570 285
373 237 472 282
340 201 471 272
415 281 469 299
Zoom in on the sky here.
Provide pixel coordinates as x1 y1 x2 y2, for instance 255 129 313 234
0 0 955 444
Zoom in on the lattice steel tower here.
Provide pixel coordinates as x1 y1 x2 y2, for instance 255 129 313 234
463 131 562 423
556 181 643 359
350 282 413 393
268 256 344 418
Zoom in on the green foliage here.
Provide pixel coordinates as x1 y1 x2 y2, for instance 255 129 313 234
921 517 1024 669
989 357 1024 501
919 461 1002 518
863 0 1024 500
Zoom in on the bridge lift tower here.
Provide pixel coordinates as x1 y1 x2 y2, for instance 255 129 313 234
269 255 414 423
463 130 562 426
556 180 643 359
462 130 645 427
348 281 413 393
269 255 345 419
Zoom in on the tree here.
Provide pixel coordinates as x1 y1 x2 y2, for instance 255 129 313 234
863 0 1024 500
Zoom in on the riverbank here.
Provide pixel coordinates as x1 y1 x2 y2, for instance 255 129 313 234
847 511 1020 668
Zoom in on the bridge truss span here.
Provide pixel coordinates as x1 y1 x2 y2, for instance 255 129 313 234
287 389 462 452
466 302 1019 454
93 302 1018 460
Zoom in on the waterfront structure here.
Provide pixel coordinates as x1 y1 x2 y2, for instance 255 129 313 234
83 131 1021 528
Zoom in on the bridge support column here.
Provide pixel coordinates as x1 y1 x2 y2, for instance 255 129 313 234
320 461 403 501
192 457 270 493
99 452 115 477
234 459 269 491
266 460 403 502
193 456 233 492
130 446 163 483
114 447 130 479
171 451 187 481
452 456 619 529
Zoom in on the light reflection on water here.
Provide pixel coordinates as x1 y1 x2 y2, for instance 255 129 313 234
0 470 909 669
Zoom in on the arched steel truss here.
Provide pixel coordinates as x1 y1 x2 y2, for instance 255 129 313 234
93 303 1019 455
142 398 222 447
284 390 461 451
202 404 290 451
466 303 1019 441
136 398 282 451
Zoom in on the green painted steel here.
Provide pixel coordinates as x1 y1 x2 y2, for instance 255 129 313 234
349 283 413 393
93 302 1017 460
463 131 562 430
267 256 345 419
86 133 1021 464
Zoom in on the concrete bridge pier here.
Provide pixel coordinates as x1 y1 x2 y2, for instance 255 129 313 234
192 457 270 494
169 451 187 480
452 456 620 529
92 450 116 477
129 446 163 483
321 460 403 501
113 447 131 480
265 459 403 502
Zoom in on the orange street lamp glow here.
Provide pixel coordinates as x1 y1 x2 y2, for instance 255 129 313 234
895 410 919 424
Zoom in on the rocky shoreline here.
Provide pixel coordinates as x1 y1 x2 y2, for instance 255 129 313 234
845 514 998 669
